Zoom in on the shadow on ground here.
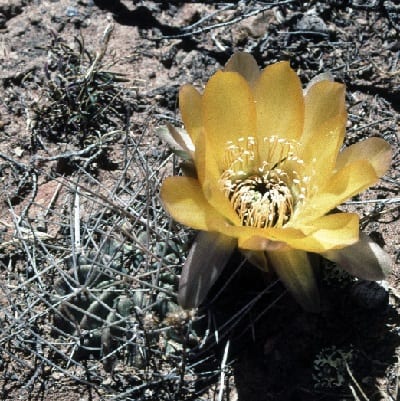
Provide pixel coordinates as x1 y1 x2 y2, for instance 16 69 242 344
189 253 400 401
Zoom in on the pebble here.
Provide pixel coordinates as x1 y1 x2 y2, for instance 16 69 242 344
66 6 79 17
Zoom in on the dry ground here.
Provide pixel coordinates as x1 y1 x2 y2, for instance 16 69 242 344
0 1 399 400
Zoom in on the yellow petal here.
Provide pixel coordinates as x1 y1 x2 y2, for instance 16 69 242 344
239 213 358 253
303 80 346 145
254 61 304 141
304 72 333 95
202 71 256 160
179 84 202 142
194 132 242 225
237 226 306 251
297 160 378 222
288 213 359 252
161 176 228 231
301 81 346 179
336 137 392 176
224 52 260 87
268 249 320 312
239 235 289 252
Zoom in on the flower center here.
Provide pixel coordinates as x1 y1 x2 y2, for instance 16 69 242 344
228 170 294 228
220 136 308 229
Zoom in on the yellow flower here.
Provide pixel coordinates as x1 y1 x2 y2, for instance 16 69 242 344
159 53 392 312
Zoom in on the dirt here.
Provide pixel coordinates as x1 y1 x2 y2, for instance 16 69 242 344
0 1 399 400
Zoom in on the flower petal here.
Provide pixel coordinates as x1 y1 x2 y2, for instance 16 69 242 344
202 71 256 159
300 81 346 181
336 137 392 176
288 213 359 252
268 249 320 312
178 231 236 309
302 80 346 145
161 177 246 239
242 250 269 271
322 232 392 280
254 61 304 141
161 176 228 231
237 226 306 251
304 72 333 95
194 132 242 225
239 234 290 252
238 213 358 253
224 52 260 87
298 160 379 222
156 124 194 160
179 84 203 142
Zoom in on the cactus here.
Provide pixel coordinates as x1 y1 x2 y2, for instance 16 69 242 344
51 234 192 372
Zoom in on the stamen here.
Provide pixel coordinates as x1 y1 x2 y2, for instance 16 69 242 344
220 135 310 229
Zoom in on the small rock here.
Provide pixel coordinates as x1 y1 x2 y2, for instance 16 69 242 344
66 6 79 17
296 10 328 33
14 146 24 157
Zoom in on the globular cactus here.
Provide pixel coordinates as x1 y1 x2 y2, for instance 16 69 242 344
51 234 192 372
